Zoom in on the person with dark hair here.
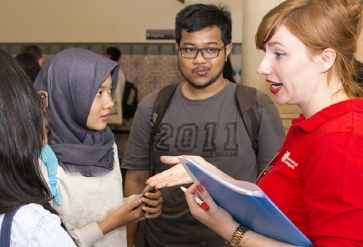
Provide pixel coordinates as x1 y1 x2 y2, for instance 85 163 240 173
0 48 77 246
148 0 363 246
103 46 126 124
15 52 41 83
21 44 43 67
105 47 121 62
34 48 162 247
223 56 236 83
122 3 285 247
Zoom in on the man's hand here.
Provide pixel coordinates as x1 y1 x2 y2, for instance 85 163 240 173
139 187 163 219
146 156 193 189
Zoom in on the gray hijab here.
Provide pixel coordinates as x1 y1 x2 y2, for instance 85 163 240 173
34 48 119 176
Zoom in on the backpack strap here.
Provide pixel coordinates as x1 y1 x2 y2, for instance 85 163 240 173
0 206 21 247
40 144 62 206
151 84 179 135
235 84 260 155
149 84 179 176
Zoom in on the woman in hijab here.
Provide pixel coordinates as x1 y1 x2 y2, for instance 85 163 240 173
34 48 162 247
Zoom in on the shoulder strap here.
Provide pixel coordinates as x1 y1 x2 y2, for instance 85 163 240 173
150 83 179 135
235 84 260 155
149 83 179 176
0 206 21 247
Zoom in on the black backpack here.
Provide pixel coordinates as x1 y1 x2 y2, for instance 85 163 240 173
150 83 260 155
122 80 138 119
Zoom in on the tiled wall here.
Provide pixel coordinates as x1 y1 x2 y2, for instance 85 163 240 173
121 54 184 100
116 54 184 152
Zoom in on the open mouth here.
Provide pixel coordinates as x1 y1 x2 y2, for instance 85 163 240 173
101 113 110 121
271 82 283 89
266 79 283 94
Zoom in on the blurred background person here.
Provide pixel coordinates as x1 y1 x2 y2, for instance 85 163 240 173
15 52 41 83
104 46 126 125
21 44 43 67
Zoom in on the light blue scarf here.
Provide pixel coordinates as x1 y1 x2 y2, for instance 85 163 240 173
41 144 62 206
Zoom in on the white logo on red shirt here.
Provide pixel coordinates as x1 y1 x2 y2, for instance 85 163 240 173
281 151 299 169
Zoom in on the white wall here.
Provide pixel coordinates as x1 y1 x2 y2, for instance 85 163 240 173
242 0 301 131
0 0 242 43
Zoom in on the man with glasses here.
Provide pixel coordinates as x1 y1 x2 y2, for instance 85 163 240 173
122 4 285 247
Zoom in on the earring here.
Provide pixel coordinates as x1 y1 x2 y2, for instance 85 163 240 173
320 67 325 72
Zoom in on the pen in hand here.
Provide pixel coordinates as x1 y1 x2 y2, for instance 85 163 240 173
180 186 209 211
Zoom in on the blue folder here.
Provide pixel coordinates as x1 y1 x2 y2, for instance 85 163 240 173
178 156 313 247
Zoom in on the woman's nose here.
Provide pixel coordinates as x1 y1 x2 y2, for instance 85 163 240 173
104 94 115 109
256 56 271 75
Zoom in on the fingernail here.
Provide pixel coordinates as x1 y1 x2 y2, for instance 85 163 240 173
196 184 204 192
200 202 209 211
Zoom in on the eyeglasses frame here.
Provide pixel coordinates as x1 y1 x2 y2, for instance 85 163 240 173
177 45 228 59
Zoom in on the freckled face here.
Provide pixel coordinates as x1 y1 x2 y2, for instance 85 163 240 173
177 26 232 89
86 75 114 130
256 25 321 108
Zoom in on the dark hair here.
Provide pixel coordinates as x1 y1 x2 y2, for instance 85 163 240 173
223 56 236 83
106 47 122 62
175 3 232 46
255 0 363 98
0 48 51 213
15 53 41 83
20 45 43 61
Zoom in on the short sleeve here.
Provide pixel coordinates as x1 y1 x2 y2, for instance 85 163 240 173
28 212 76 247
121 91 159 170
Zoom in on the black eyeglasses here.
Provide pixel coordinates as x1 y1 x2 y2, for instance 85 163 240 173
38 90 48 109
178 45 226 59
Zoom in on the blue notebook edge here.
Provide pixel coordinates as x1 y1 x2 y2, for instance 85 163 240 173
178 156 313 247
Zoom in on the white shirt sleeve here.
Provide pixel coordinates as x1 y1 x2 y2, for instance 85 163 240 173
69 222 104 247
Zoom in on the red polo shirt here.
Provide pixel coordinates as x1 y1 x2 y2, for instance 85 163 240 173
258 99 363 247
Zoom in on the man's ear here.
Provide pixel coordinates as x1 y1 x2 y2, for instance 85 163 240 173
318 48 336 72
175 43 180 55
225 43 233 60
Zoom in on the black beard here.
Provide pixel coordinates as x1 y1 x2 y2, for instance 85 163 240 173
178 64 224 90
